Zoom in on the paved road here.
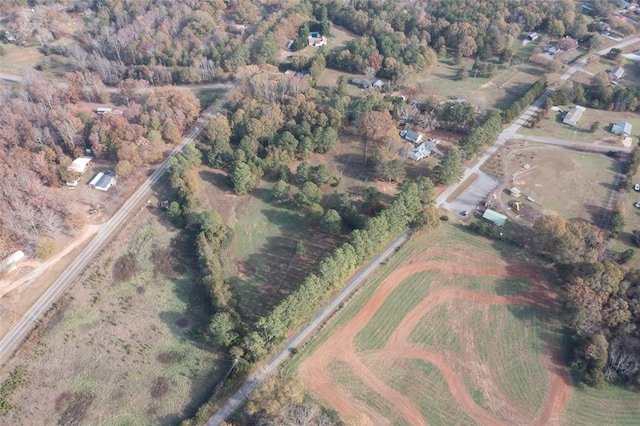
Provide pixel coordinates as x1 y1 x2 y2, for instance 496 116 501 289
0 101 224 363
206 232 410 425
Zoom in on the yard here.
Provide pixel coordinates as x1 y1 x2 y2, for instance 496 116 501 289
283 224 568 425
502 146 620 223
0 212 226 425
520 105 640 146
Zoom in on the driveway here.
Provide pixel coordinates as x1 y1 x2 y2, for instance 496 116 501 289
445 171 499 217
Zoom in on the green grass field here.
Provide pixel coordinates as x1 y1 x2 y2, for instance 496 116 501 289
563 384 640 425
331 360 410 426
409 303 463 355
354 270 437 352
384 359 476 426
285 223 561 424
471 304 548 418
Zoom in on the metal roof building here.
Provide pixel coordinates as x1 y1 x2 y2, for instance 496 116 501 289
67 156 93 174
482 209 507 227
563 106 586 126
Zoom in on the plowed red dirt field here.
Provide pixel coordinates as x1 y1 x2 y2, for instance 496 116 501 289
297 228 571 425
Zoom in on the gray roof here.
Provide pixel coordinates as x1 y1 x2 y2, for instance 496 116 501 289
403 130 422 143
613 120 632 136
563 106 585 126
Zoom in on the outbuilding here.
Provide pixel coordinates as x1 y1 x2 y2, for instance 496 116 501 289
482 209 507 227
610 66 625 81
67 156 93 174
89 172 117 191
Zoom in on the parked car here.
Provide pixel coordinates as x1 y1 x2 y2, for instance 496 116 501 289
634 183 640 191
635 202 640 208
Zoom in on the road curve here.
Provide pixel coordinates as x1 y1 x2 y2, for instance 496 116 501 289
0 101 225 363
206 232 410 425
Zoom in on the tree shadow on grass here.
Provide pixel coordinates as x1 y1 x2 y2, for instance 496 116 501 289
493 81 537 110
198 168 231 192
583 204 609 228
231 209 346 322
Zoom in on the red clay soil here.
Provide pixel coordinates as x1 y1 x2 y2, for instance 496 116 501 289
298 259 571 425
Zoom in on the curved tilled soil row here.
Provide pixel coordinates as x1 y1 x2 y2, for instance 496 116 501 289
298 260 570 425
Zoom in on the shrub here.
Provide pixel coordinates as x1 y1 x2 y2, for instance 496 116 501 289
112 252 139 283
35 237 56 259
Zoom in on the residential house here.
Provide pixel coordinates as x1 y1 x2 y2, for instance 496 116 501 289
89 172 117 191
612 120 633 136
372 80 385 88
563 105 586 126
546 44 560 55
67 156 93 174
610 66 625 81
400 129 423 144
407 141 433 161
599 22 612 34
349 78 371 88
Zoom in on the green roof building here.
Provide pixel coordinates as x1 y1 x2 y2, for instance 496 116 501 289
482 209 507 227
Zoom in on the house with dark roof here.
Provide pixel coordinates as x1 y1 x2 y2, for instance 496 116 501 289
349 78 371 88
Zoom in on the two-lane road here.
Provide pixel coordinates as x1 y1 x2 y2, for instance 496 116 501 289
0 101 224 362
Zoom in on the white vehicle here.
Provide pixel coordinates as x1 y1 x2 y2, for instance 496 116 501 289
634 183 640 191
635 202 640 208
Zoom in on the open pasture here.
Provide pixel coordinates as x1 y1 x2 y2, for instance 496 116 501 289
504 147 619 223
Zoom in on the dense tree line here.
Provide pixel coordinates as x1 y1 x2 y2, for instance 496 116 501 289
552 76 640 113
532 213 640 387
314 0 590 82
502 77 547 122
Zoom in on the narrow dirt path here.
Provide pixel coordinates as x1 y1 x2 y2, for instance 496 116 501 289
298 259 570 425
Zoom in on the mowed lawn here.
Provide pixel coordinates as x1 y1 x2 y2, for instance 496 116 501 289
285 224 558 424
563 384 640 425
504 148 619 222
520 106 640 146
407 50 545 111
2 218 225 425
